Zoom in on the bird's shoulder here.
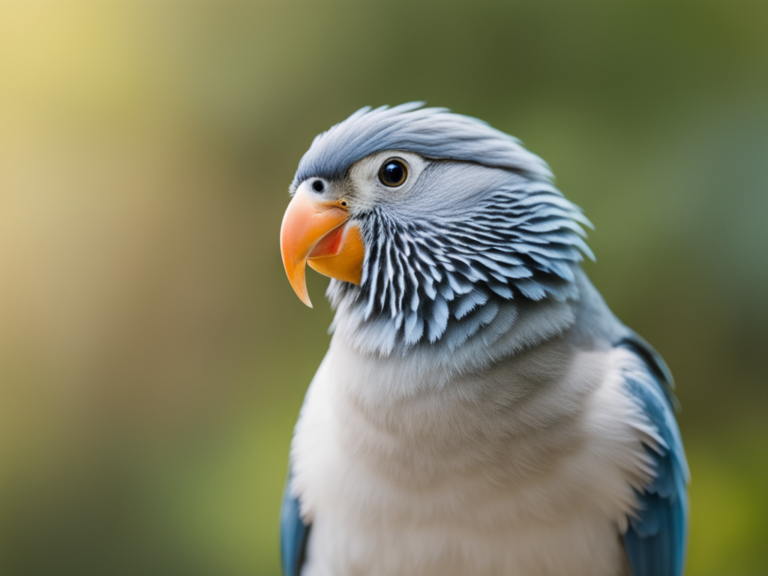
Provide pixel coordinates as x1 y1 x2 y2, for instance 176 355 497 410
565 272 688 576
613 331 689 576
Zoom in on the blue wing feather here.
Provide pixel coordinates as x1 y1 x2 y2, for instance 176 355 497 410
280 470 311 576
618 334 689 576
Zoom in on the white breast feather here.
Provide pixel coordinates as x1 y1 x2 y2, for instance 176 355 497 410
291 334 656 576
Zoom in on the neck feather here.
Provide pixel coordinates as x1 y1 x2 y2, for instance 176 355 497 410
327 182 591 358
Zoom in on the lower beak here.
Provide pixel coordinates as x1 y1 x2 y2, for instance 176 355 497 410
279 188 364 307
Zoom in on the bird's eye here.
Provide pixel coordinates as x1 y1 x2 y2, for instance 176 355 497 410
311 179 325 193
378 158 408 187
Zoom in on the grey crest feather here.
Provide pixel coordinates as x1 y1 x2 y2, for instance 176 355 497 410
293 103 553 188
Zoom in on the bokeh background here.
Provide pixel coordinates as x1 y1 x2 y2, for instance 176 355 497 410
0 1 765 575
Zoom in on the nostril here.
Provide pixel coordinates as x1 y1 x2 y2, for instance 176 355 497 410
312 180 325 193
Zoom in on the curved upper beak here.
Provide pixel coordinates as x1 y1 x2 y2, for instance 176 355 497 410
280 187 364 307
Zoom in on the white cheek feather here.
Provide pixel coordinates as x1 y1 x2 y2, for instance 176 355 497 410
291 334 657 576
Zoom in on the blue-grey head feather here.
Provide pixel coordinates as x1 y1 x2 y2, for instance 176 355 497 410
293 103 553 187
292 104 593 356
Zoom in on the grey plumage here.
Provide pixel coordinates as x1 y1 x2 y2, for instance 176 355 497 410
293 103 552 187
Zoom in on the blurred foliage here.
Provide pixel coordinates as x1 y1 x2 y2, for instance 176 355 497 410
0 1 765 575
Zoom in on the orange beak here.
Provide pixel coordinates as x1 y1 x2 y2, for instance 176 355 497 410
280 187 364 307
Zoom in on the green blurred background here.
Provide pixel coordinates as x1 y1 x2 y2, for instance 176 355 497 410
0 1 765 574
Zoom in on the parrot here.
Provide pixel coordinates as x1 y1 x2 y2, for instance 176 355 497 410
278 103 688 576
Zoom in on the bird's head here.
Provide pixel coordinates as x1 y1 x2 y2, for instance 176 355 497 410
281 103 593 356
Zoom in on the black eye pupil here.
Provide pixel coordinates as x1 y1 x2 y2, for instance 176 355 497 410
312 180 325 193
379 159 407 187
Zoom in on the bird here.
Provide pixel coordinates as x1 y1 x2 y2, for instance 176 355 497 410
278 103 688 576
